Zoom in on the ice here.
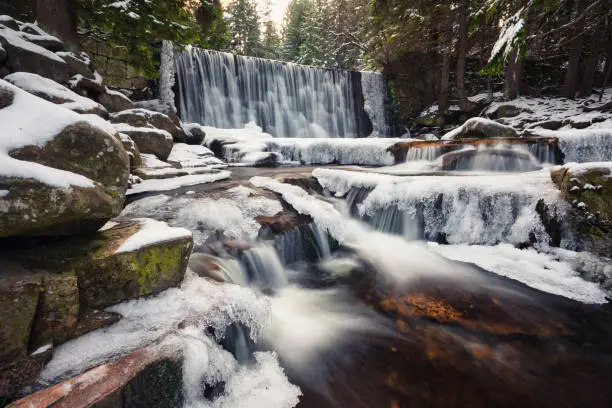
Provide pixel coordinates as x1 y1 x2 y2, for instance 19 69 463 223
360 71 392 136
314 168 560 245
5 72 105 114
115 218 192 253
167 143 225 168
159 41 175 109
126 171 231 195
266 138 401 166
530 128 612 163
431 243 609 304
39 272 271 383
122 186 282 245
250 176 346 242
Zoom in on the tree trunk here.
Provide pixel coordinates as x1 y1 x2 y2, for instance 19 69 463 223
562 0 585 99
439 49 451 112
36 0 78 47
579 36 600 97
455 2 473 112
504 47 522 99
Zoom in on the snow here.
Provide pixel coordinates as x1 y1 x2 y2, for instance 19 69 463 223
38 272 299 408
113 123 173 141
5 72 105 114
0 79 95 188
440 117 517 140
116 218 192 253
250 176 346 243
204 123 403 165
167 143 225 168
140 153 173 170
489 8 524 62
0 25 66 63
562 161 612 176
0 190 9 197
266 138 401 166
80 114 118 138
360 71 392 136
431 243 609 304
529 128 612 163
127 171 231 195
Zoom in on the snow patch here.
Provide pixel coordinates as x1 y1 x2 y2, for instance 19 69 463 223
115 218 192 253
127 171 231 195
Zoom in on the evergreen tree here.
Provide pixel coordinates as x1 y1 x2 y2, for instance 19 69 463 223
262 20 282 60
226 0 262 57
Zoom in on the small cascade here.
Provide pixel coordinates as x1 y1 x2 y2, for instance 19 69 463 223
438 144 543 172
271 223 335 266
406 145 443 162
174 48 394 138
241 244 288 289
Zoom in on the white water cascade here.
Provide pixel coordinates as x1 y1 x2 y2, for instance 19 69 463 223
173 48 392 138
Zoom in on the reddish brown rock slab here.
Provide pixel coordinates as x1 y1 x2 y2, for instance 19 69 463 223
8 344 180 408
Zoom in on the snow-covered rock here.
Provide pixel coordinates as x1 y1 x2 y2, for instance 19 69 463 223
113 123 174 161
56 51 93 78
441 117 519 140
110 107 185 143
0 79 129 238
181 122 206 145
5 72 107 116
526 128 612 163
99 87 133 113
0 24 69 83
166 143 224 169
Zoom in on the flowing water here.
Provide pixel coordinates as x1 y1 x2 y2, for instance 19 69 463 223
173 48 392 138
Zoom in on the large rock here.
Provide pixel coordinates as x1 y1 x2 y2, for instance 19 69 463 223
551 162 612 257
56 51 93 78
0 25 69 83
441 117 519 140
99 88 133 113
0 265 43 402
134 100 181 128
113 123 174 161
119 133 142 170
181 123 206 145
5 72 107 116
0 80 129 238
110 108 184 141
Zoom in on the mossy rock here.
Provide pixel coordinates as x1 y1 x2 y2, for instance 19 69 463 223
0 265 41 365
31 272 79 348
1 121 130 238
551 164 612 256
0 219 193 309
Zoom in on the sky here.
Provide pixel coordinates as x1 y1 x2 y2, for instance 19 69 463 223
221 0 291 25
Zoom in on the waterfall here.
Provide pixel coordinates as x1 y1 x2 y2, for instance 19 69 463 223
174 48 393 138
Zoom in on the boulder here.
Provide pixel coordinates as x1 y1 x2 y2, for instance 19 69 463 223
5 72 107 116
485 103 529 119
0 26 69 83
68 74 105 99
0 15 20 31
110 108 184 141
113 123 174 161
99 88 133 113
119 133 142 170
181 123 206 145
551 162 612 257
441 117 519 140
134 99 181 128
56 51 93 78
0 80 129 238
0 265 43 401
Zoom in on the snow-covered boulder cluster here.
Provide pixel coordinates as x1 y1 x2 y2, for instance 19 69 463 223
0 16 207 402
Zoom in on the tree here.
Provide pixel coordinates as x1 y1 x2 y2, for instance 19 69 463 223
226 0 262 56
262 20 282 60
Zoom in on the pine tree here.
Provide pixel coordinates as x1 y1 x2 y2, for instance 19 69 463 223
226 0 262 57
262 20 282 60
